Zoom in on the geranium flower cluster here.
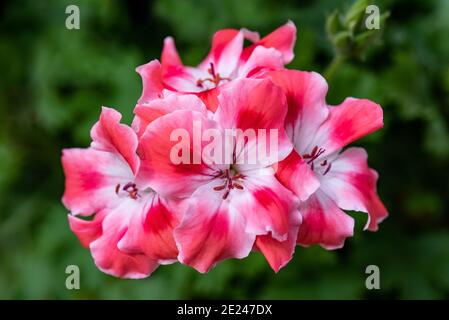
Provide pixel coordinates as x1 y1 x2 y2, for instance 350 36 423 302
62 22 388 278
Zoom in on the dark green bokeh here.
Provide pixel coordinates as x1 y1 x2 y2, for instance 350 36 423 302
0 0 448 299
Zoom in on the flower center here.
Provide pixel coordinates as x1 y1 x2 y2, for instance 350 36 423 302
115 182 140 200
196 62 231 89
302 145 332 175
213 167 245 200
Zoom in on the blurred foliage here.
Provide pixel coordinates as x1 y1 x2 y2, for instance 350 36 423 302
0 0 448 299
326 0 390 59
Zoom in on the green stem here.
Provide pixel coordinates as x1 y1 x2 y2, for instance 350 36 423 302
324 55 345 82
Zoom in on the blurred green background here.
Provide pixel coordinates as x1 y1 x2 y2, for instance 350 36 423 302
1 0 448 299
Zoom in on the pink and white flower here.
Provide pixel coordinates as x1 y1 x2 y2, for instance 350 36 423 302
62 107 179 278
136 22 297 111
269 69 388 249
132 92 211 138
61 22 388 277
138 78 303 272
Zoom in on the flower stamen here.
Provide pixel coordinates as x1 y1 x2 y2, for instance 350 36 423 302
213 169 245 199
303 145 332 175
323 163 332 175
115 182 140 200
303 145 325 164
196 62 231 88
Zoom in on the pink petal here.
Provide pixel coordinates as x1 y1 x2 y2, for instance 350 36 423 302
242 21 297 64
199 29 244 77
61 148 132 215
255 224 299 273
311 98 384 156
89 205 159 279
275 149 320 201
267 69 329 154
215 78 293 165
135 60 164 104
133 93 208 137
68 213 103 248
91 107 140 174
234 169 300 241
117 193 180 263
138 110 224 198
297 191 354 250
241 28 260 43
161 36 183 68
320 147 388 231
69 201 160 279
160 37 201 92
197 88 220 112
174 183 255 273
238 46 284 78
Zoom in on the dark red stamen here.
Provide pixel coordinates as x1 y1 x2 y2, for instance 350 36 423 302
208 62 216 78
196 79 204 88
303 145 332 175
323 163 332 175
233 183 244 190
306 146 325 164
116 182 140 200
196 62 231 88
232 173 243 180
123 182 135 191
213 169 245 199
213 185 226 191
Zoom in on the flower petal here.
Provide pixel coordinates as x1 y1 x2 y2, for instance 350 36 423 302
197 87 220 112
319 147 388 231
297 191 354 250
214 78 293 166
139 110 224 198
68 213 103 248
199 29 244 77
136 60 164 104
160 37 201 92
174 183 255 273
91 107 140 174
89 199 159 279
161 36 183 69
311 98 383 156
61 148 132 215
242 21 297 64
255 223 299 273
233 168 300 241
133 93 208 137
267 69 329 154
275 149 320 201
238 46 284 78
117 193 180 263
